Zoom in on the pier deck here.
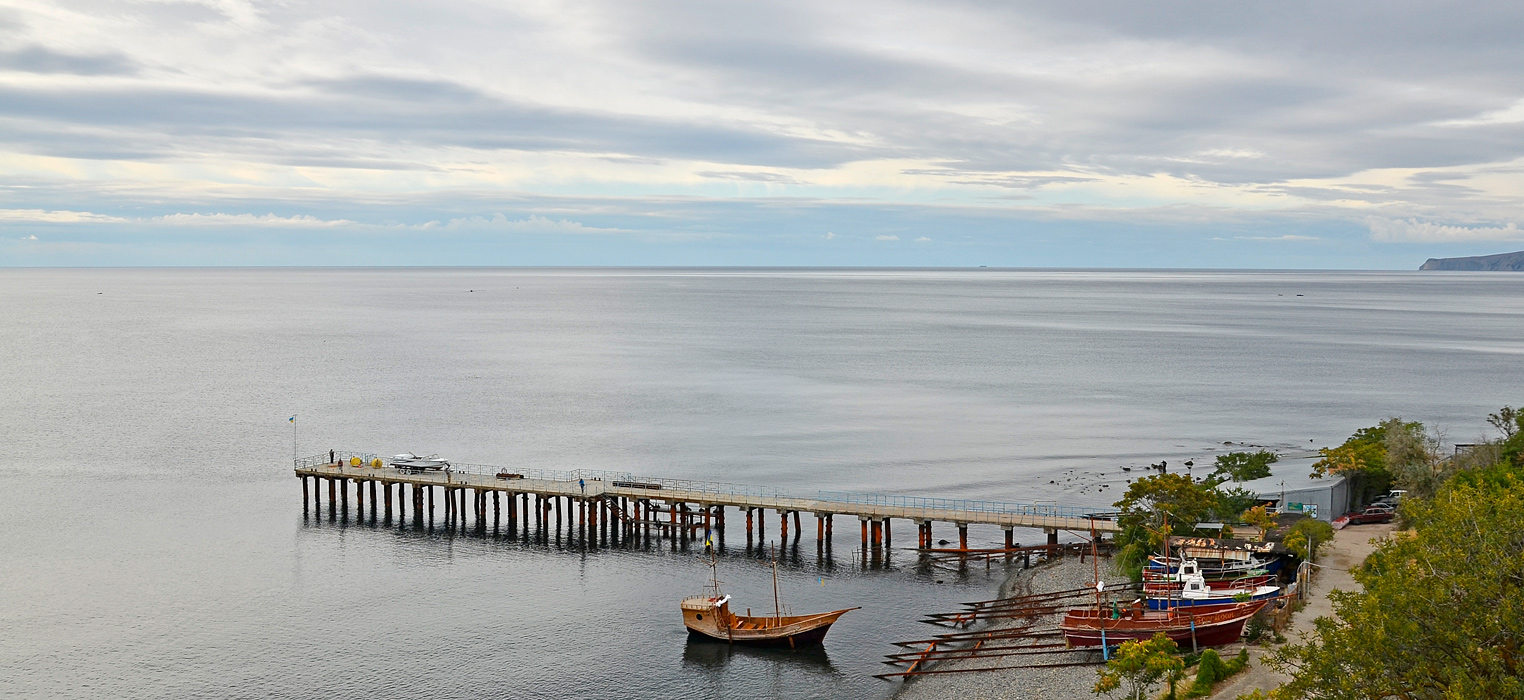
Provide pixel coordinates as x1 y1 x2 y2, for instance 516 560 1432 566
295 451 1119 550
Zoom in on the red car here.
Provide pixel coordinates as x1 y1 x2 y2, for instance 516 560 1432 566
1343 505 1396 524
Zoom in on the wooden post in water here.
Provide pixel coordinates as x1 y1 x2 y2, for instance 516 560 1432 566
301 476 309 512
816 514 824 544
870 519 881 547
826 514 833 543
958 523 969 550
328 478 337 519
384 482 392 522
792 511 801 542
746 508 754 539
860 517 869 548
883 518 891 548
780 511 788 541
493 491 500 531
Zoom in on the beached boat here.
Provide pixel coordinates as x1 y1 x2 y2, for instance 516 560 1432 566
1144 571 1280 610
680 554 857 649
1143 559 1273 590
1060 599 1268 648
1147 555 1276 578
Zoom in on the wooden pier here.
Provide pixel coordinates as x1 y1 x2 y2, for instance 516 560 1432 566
295 451 1119 552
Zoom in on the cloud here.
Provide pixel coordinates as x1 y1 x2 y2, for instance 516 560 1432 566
915 236 931 242
154 213 357 227
0 208 125 223
422 214 629 235
0 47 136 76
822 232 835 239
875 234 899 241
1367 217 1524 243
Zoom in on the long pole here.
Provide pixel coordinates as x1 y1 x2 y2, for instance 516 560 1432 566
772 547 781 624
290 415 297 464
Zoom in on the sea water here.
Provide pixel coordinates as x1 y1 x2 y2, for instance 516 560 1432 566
1 268 1519 699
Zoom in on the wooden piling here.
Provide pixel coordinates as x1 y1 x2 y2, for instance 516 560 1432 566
883 518 891 548
958 524 969 550
301 476 309 511
792 511 801 541
780 511 788 541
861 518 869 548
328 478 336 518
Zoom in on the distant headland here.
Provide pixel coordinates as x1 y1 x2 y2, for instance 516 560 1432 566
1419 250 1524 271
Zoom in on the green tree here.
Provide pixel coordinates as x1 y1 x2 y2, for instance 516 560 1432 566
1488 406 1518 439
1311 424 1393 505
1210 450 1279 483
1382 417 1445 499
1282 518 1333 561
1268 470 1524 700
1242 504 1277 542
1094 633 1186 700
1115 473 1221 537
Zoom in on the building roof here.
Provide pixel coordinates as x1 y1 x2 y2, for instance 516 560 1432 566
1234 456 1346 497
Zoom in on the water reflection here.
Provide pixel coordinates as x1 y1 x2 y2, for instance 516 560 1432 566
681 637 839 674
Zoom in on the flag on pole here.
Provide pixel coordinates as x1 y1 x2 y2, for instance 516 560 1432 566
289 416 296 423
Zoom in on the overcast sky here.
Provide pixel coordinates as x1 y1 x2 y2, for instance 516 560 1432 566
3 0 1524 267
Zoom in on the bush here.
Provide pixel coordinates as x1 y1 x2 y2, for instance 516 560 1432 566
1185 647 1252 697
1283 518 1334 561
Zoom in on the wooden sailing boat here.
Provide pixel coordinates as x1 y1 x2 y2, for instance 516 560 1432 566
680 549 858 649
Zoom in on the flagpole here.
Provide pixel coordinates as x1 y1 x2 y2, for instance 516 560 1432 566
291 415 297 465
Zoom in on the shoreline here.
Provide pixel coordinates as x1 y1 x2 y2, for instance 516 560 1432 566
892 555 1113 700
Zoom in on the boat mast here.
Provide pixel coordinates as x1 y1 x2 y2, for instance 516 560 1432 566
771 546 782 623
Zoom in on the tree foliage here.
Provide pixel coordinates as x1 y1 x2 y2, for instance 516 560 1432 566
1094 633 1185 700
1210 450 1279 483
1242 504 1277 542
1268 470 1524 700
1282 518 1333 561
1115 473 1221 539
1312 423 1395 504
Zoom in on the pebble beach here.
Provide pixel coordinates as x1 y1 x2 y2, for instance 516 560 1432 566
893 556 1117 700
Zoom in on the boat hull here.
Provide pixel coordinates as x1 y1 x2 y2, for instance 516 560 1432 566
1060 602 1266 649
1146 587 1281 610
685 621 836 648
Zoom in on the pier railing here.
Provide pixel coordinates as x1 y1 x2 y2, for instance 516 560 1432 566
295 452 1120 521
816 491 1120 521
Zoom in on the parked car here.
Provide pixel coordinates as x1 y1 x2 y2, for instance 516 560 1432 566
1372 489 1407 505
1344 505 1396 524
1363 501 1396 513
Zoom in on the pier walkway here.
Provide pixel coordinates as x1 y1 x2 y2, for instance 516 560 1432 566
295 451 1119 551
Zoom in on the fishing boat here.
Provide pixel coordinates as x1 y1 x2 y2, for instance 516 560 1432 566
1145 571 1280 610
1060 599 1268 648
1147 555 1275 578
680 553 857 649
1143 559 1273 590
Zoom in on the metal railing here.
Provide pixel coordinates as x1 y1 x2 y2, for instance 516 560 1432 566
814 491 1119 520
295 451 1118 520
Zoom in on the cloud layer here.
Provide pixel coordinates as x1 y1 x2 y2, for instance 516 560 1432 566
2 0 1523 265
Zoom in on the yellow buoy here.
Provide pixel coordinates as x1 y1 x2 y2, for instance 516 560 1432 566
372 458 384 468
350 456 361 466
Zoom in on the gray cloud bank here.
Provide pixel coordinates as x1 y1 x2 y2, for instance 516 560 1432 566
2 0 1523 263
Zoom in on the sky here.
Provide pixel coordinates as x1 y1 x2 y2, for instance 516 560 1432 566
3 1 1524 267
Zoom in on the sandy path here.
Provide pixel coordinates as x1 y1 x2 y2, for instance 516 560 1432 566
1206 521 1396 698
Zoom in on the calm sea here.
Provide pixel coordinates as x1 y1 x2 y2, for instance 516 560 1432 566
1 268 1519 699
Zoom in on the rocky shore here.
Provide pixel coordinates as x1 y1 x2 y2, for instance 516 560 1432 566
893 555 1115 700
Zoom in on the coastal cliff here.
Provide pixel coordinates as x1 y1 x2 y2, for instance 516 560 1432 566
1418 250 1524 270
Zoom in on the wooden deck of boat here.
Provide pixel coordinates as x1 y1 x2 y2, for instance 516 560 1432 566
294 451 1119 548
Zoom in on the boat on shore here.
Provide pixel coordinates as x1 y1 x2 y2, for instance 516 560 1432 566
1060 599 1268 647
680 553 857 649
1144 571 1280 610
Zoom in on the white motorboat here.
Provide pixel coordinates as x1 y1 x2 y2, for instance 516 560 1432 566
390 453 450 471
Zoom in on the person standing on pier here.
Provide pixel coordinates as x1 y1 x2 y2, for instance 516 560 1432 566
579 478 585 494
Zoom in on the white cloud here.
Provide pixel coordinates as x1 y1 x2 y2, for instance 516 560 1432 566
24 234 38 240
875 235 899 241
914 236 932 242
1367 217 1524 242
421 214 628 235
0 208 125 223
823 232 835 239
154 213 357 227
